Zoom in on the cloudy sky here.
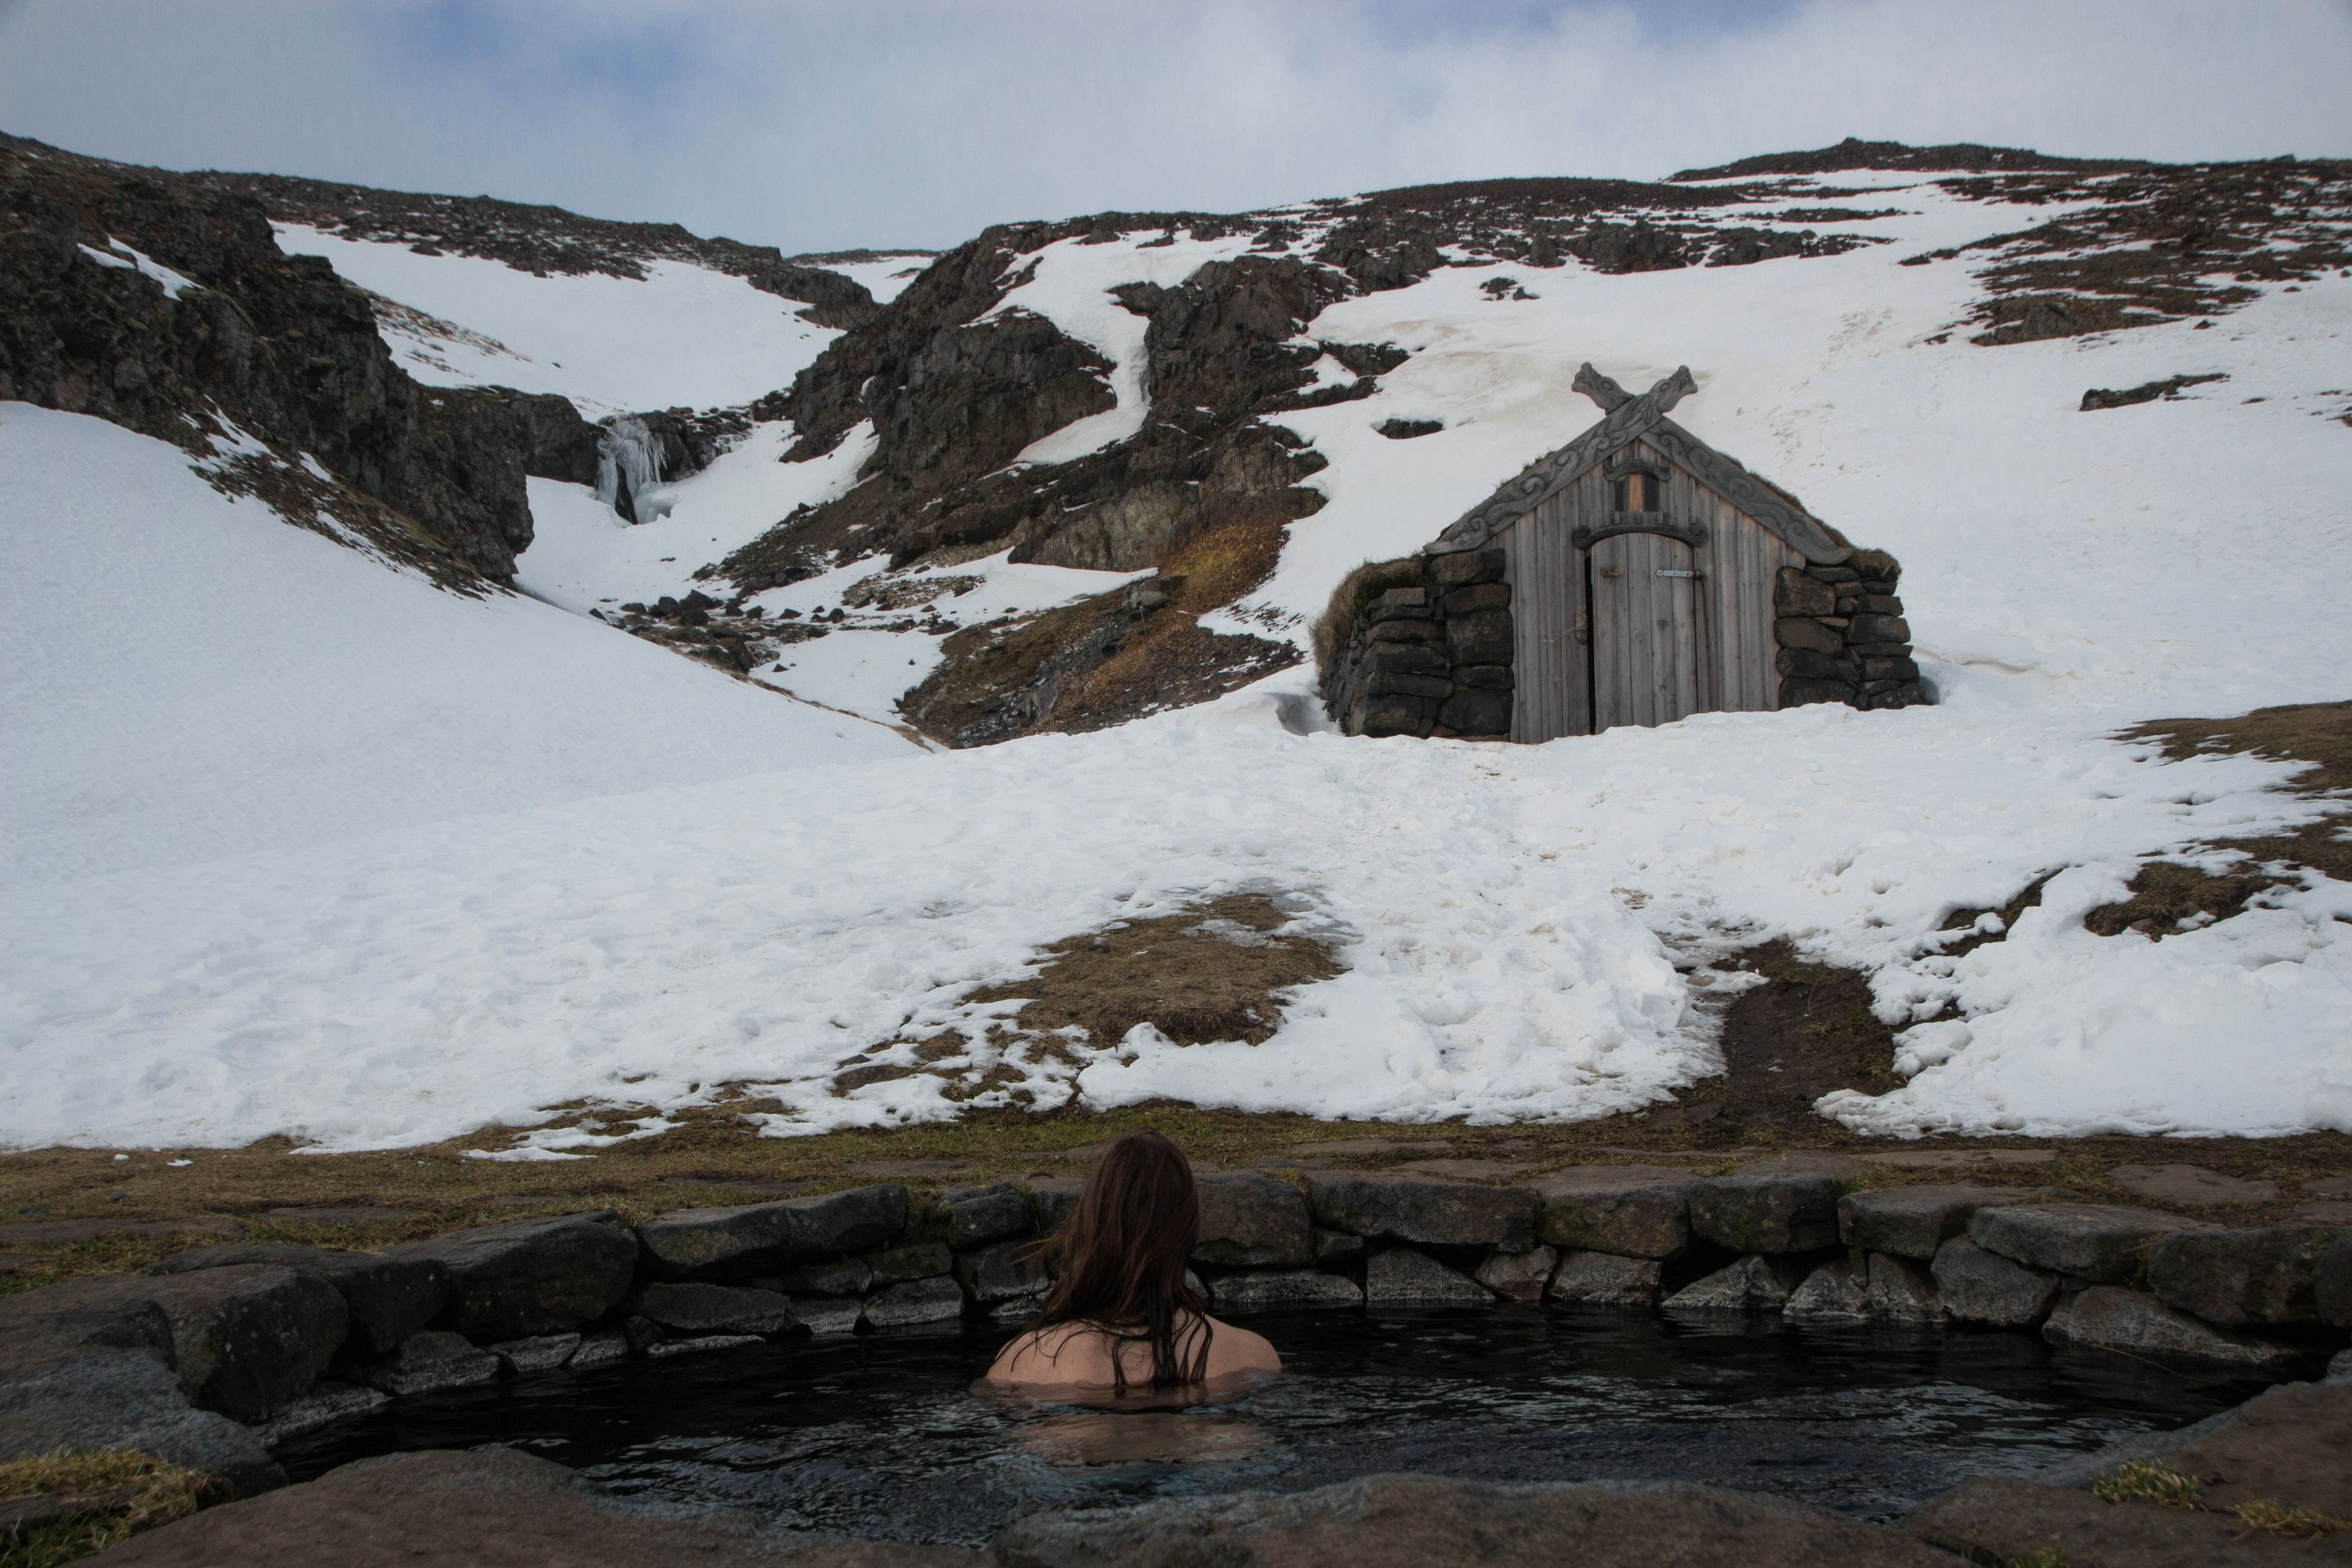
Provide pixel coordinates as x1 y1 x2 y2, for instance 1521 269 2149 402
4 0 2349 255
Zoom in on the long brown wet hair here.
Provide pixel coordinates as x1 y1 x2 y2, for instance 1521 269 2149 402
1031 1131 1212 1392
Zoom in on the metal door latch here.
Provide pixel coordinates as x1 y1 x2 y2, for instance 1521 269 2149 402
1654 569 1701 578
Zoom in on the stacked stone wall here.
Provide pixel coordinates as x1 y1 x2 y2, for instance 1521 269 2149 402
1319 548 1515 739
1774 548 1928 710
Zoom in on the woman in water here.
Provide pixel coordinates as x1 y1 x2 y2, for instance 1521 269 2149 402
987 1131 1281 1392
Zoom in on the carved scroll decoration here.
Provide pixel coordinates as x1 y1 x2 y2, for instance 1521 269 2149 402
1572 514 1710 551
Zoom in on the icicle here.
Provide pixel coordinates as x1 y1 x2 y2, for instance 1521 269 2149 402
596 416 666 525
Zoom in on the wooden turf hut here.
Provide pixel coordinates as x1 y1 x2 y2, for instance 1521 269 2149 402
1317 364 1925 740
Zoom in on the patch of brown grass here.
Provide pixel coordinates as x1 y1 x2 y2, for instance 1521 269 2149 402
964 892 1343 1047
1310 555 1422 671
2092 1458 2201 1510
2084 701 2352 939
0 1449 225 1567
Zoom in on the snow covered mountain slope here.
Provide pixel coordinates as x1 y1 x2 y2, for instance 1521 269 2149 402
0 404 914 889
4 140 2351 1151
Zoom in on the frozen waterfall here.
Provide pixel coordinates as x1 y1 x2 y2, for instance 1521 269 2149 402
596 416 669 524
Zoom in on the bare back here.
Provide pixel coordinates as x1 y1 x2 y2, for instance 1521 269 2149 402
987 1311 1280 1390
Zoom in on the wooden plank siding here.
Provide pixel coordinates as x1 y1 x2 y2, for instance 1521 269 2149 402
1501 433 1800 739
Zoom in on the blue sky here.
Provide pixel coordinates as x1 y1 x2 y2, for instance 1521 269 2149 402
4 1 2348 254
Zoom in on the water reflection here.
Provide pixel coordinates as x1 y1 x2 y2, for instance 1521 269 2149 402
1011 1410 1272 1466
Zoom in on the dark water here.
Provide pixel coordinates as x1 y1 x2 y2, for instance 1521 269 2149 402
279 1307 2274 1545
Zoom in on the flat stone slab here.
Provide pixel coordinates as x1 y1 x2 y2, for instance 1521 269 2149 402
2307 1174 2352 1200
2147 1224 2347 1325
0 1218 239 1247
1544 1251 1660 1308
1528 1166 1694 1259
993 1471 1949 1567
861 1278 966 1330
1932 1237 2060 1327
864 1243 954 1286
487 1334 580 1373
255 1382 390 1446
391 1212 638 1340
635 1188 905 1282
1909 1474 2304 1568
94 1447 974 1566
1305 1174 1537 1250
153 1243 446 1355
1686 1172 1842 1254
646 1334 766 1360
1858 1149 2054 1169
2160 1379 2352 1517
1837 1185 2040 1260
567 1331 629 1370
1393 1159 1534 1183
1208 1270 1363 1314
1969 1202 2215 1285
1364 1248 1493 1307
363 1330 501 1396
265 1207 417 1227
2108 1163 2282 1206
1283 1138 1453 1159
793 1298 862 1338
1193 1172 1313 1268
2045 1287 2302 1372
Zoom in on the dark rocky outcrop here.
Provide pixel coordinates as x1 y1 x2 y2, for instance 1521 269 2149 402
939 1184 1033 1248
1529 1167 1695 1260
1363 1247 1493 1306
1304 1175 1537 1251
2147 1224 2347 1326
1970 1202 2215 1286
625 1283 794 1336
635 1186 908 1282
1837 1185 2032 1261
1686 1172 1844 1255
2044 1287 2302 1372
389 1212 638 1340
358 1331 502 1396
0 132 538 584
1193 1172 1314 1268
1208 1269 1365 1314
1931 1236 2061 1327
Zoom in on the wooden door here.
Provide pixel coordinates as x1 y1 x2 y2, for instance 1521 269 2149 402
1500 502 1590 742
1588 530 1709 730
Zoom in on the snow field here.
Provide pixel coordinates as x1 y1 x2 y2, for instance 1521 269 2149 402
0 405 914 890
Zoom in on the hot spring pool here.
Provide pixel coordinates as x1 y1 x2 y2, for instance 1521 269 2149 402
276 1306 2272 1545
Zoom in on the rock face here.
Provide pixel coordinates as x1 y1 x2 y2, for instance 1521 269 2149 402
152 1243 447 1355
1193 1173 1314 1268
132 1264 350 1422
865 1243 954 1286
625 1283 793 1336
1528 1167 1694 1259
2147 1224 2347 1325
954 1241 1050 1305
0 132 540 584
1864 1253 1942 1321
635 1187 907 1282
1209 1270 1365 1314
1836 1186 2032 1260
1305 1175 1537 1251
1363 1248 1494 1306
2044 1286 2302 1371
1931 1238 2060 1327
1784 1259 1869 1322
991 1471 1952 1568
391 1212 638 1340
1544 1251 1662 1308
1686 1173 1844 1254
97 1446 973 1567
1969 1202 2214 1284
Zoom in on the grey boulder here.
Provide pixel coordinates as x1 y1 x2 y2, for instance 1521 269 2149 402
255 1382 389 1446
2146 1224 2346 1325
1686 1173 1842 1254
627 1282 793 1336
488 1334 581 1373
941 1184 1033 1247
1784 1259 1868 1323
1208 1270 1364 1314
776 1257 875 1297
1664 1255 1802 1311
954 1240 1049 1305
865 1242 954 1286
635 1186 906 1281
862 1277 967 1329
1967 1202 2212 1285
1835 1185 2035 1260
0 1346 283 1498
1528 1166 1694 1259
1544 1251 1661 1308
1931 1237 2060 1327
2044 1286 2302 1371
134 1264 350 1422
391 1212 638 1339
153 1242 447 1354
1305 1175 1537 1251
1363 1248 1493 1306
1194 1172 1313 1268
1472 1246 1556 1301
363 1331 502 1395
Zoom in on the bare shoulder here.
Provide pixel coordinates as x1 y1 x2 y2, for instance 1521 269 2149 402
988 1322 1104 1384
1202 1314 1281 1375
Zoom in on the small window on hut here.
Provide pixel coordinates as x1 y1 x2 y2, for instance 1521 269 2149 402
1613 471 1663 513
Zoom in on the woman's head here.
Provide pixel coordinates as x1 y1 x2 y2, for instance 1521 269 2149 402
1035 1130 1210 1389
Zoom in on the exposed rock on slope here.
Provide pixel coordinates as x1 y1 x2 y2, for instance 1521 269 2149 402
192 169 894 330
0 133 531 583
